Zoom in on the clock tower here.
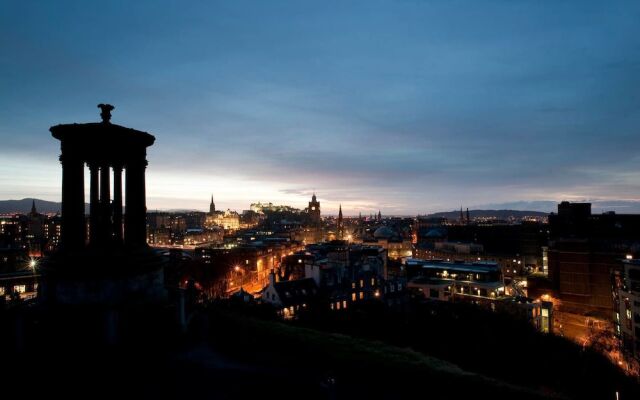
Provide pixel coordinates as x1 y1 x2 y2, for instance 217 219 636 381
308 193 321 226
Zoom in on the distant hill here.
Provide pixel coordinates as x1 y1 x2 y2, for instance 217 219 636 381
0 198 89 214
425 209 548 220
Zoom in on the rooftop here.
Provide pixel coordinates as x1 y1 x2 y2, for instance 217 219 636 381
406 258 500 274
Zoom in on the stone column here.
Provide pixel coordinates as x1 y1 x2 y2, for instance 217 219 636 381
89 163 100 245
100 164 111 244
113 165 123 244
60 154 85 251
125 158 147 247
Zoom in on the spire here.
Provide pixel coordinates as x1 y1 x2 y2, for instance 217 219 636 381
466 208 470 224
31 199 37 215
209 195 215 214
377 210 382 221
338 204 344 238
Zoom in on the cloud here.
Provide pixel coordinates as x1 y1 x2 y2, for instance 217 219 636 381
1 0 640 215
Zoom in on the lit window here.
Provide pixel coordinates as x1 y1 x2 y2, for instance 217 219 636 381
371 277 375 285
342 300 347 309
352 293 356 301
14 285 26 294
359 292 364 300
0 287 5 296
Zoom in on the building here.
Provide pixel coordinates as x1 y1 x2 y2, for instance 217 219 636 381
548 201 640 318
261 272 318 319
406 258 552 332
0 206 62 256
434 241 484 255
261 241 405 318
361 225 413 260
613 259 640 361
308 193 321 226
206 209 240 231
406 259 506 303
194 238 305 297
0 268 39 303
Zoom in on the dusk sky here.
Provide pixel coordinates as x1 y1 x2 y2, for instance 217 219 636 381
1 1 640 215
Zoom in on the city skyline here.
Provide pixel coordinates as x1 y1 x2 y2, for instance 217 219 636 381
2 1 640 214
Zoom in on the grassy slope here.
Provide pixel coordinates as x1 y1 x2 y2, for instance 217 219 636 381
202 308 563 399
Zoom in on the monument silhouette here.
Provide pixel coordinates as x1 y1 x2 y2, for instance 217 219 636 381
40 104 166 338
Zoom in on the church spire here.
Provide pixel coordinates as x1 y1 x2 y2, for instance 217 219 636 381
377 210 382 221
31 199 37 215
209 195 215 214
338 204 344 239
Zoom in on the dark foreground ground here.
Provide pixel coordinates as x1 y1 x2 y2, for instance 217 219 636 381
1 301 638 399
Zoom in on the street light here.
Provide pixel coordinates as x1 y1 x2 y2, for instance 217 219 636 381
234 265 243 289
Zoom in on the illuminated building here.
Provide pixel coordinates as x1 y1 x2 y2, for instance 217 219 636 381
261 271 317 319
250 202 300 213
406 258 552 332
260 240 404 317
406 259 506 303
205 196 240 230
0 268 39 303
361 225 413 260
205 208 240 230
613 259 640 361
0 202 63 256
194 238 305 297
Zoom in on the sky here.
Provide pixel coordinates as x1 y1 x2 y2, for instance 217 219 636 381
1 0 640 215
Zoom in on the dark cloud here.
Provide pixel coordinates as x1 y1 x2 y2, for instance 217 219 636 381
1 0 640 214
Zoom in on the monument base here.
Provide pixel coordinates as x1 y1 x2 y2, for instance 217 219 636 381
39 247 167 306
